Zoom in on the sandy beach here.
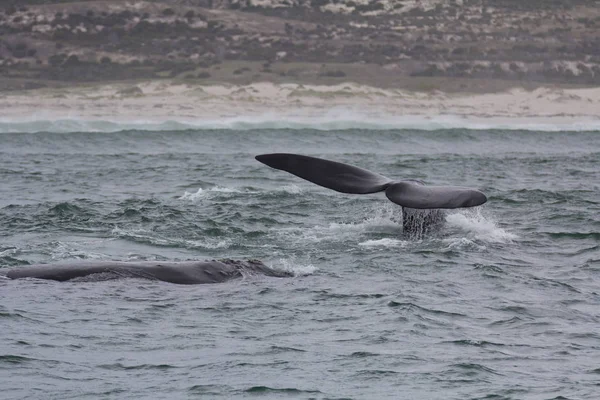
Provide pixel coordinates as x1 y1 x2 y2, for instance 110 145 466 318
1 81 600 130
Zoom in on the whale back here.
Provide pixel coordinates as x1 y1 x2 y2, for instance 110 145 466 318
5 260 292 284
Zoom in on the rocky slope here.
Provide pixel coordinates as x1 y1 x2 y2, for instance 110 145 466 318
1 0 599 90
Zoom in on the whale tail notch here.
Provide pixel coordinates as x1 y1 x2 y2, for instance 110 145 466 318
256 153 487 209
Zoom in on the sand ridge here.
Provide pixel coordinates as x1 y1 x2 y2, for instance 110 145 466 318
1 81 599 127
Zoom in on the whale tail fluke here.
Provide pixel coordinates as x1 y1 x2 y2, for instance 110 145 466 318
385 181 487 209
255 153 487 209
255 153 391 194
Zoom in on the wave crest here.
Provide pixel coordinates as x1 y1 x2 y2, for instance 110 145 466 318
2 114 600 133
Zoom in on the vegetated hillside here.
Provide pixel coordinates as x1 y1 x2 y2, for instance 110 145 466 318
1 0 599 90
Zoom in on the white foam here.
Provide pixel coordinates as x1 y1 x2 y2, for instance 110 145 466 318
181 185 301 201
1 113 600 133
0 248 18 257
111 227 232 249
47 240 109 261
445 209 517 244
272 204 401 245
179 187 247 201
179 188 206 201
359 238 409 248
280 184 302 194
186 239 232 250
441 237 487 251
273 258 317 276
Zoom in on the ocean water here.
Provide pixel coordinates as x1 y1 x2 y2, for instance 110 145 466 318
1 120 599 399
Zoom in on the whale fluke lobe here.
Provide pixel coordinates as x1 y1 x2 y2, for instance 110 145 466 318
255 153 391 194
385 181 487 209
256 153 487 209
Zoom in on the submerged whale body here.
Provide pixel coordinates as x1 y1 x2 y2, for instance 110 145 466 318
5 259 291 285
255 153 487 234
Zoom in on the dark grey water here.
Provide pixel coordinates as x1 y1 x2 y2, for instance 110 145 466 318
1 127 599 399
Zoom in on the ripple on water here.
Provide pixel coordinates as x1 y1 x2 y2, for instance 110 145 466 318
1 128 599 399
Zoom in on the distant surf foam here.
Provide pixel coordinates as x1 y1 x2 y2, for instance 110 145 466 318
1 113 600 133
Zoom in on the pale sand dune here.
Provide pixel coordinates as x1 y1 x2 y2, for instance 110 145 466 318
1 81 599 127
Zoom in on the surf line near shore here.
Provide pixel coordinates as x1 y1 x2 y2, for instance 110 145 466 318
1 81 600 133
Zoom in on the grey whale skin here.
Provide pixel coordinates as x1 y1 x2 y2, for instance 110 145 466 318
255 153 487 233
5 259 291 284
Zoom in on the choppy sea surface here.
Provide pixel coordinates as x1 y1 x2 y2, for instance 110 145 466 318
1 118 599 400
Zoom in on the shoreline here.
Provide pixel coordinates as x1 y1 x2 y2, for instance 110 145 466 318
1 80 600 131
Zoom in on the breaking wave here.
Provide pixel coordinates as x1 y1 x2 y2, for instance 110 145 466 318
1 114 600 133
